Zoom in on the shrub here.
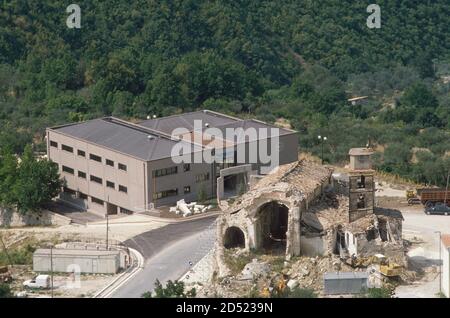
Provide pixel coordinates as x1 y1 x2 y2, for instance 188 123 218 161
142 279 196 298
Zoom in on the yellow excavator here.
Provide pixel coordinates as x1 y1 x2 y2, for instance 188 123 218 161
406 189 421 205
352 254 403 277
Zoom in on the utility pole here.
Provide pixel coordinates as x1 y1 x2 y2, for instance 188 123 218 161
318 135 327 165
0 234 13 268
50 244 54 298
106 195 109 250
435 231 442 295
445 169 449 207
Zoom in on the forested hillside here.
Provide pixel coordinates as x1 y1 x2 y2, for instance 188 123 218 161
1 0 449 185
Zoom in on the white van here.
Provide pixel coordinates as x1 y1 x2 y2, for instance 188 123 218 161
23 275 51 289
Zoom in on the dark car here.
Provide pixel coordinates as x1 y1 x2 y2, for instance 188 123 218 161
425 202 450 215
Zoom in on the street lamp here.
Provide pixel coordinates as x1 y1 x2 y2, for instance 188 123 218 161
318 135 327 165
47 243 54 298
435 231 442 295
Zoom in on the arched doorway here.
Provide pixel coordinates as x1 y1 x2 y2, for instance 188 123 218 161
223 226 245 249
256 201 289 253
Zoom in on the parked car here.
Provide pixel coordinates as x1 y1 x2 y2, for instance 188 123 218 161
23 275 50 289
425 202 450 215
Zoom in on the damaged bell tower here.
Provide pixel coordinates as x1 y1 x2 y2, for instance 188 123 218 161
348 148 375 223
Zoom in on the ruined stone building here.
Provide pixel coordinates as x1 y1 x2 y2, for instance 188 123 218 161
215 147 405 277
216 160 332 263
348 148 375 222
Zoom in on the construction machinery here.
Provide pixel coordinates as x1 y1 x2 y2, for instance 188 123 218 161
379 262 403 277
406 190 420 204
406 188 450 206
350 254 403 277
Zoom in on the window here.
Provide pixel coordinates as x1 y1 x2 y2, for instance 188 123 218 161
50 141 58 148
106 181 115 189
62 165 74 175
106 159 114 167
119 185 128 193
61 144 73 153
78 171 86 179
90 175 103 185
195 173 210 183
63 187 76 196
118 163 127 171
91 197 104 206
357 194 365 209
153 166 178 178
184 186 191 194
183 164 191 172
120 207 133 214
79 192 88 200
153 188 178 200
357 175 366 189
77 150 86 157
89 153 102 163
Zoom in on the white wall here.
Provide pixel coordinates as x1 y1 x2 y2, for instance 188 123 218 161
345 231 358 256
441 243 450 298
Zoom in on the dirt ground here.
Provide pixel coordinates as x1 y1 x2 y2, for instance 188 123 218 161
1 213 168 298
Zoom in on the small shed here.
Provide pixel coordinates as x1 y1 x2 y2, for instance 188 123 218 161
33 248 120 274
323 271 368 295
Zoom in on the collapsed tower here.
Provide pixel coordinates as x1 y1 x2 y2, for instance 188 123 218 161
348 148 375 222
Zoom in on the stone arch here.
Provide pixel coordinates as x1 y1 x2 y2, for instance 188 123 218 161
223 226 246 249
254 200 290 254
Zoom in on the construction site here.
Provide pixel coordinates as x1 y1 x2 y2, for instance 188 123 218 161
183 148 418 297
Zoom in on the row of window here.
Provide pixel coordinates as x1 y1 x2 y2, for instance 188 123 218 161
152 164 192 178
63 188 131 211
50 141 127 171
195 173 210 183
61 165 127 193
153 186 191 200
152 166 208 184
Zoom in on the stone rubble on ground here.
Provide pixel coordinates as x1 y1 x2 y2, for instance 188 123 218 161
171 199 214 217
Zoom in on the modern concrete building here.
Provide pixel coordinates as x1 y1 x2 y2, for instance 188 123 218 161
47 110 298 215
441 234 450 298
33 248 120 274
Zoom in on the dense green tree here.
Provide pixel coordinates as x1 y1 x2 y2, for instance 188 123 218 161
400 83 439 109
12 145 63 214
0 0 449 187
0 283 13 298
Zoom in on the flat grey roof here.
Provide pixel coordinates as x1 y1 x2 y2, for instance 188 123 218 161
34 248 120 256
348 148 374 156
215 119 295 142
138 110 295 138
324 272 368 280
50 117 202 161
138 110 239 134
49 110 296 161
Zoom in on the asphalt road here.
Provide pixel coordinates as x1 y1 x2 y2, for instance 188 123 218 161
111 215 217 298
395 206 450 298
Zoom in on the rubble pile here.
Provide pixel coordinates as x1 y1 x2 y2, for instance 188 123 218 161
169 199 214 217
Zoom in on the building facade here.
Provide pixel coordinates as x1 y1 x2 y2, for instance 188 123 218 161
348 148 375 223
47 110 298 215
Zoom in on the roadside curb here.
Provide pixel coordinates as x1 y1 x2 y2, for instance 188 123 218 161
92 247 144 298
86 211 220 226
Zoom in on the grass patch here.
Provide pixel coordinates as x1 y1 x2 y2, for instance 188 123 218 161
0 243 35 266
223 249 253 275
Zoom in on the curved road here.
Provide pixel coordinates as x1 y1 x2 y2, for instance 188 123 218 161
395 206 450 298
112 216 217 298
